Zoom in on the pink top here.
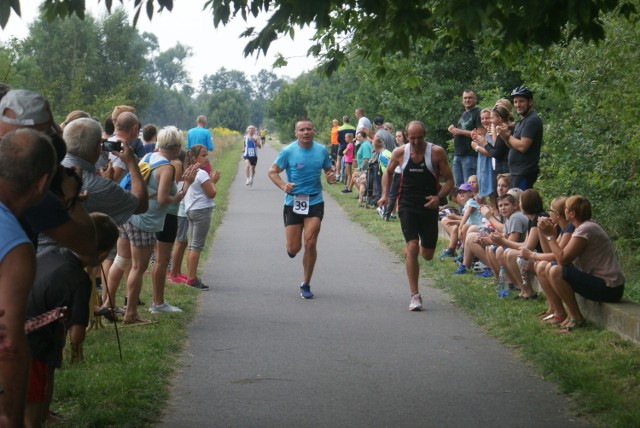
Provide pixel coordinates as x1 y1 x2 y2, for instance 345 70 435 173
573 221 625 287
344 143 354 163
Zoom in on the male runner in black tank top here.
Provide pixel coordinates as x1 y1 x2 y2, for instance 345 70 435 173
378 121 454 311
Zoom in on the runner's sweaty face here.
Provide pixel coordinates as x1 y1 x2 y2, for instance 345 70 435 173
406 123 426 150
295 120 314 145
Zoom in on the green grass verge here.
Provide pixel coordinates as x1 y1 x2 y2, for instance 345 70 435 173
323 181 640 428
52 137 242 427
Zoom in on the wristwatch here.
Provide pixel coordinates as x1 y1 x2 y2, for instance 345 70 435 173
546 235 554 241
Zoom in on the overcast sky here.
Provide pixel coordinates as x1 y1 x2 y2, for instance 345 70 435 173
0 1 317 85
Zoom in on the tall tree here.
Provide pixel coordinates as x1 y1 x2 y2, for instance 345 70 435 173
4 0 634 73
208 89 251 132
199 68 251 97
149 42 193 90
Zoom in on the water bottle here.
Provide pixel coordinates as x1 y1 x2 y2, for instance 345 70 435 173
517 256 528 288
497 266 509 298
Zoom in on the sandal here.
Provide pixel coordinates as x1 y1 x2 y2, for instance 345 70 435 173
536 310 553 319
541 313 567 325
558 319 586 333
122 317 155 326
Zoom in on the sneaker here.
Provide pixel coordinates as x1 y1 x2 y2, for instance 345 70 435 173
439 248 456 259
245 177 250 185
475 269 494 278
149 301 183 314
376 206 386 219
249 176 253 186
454 253 464 264
185 277 210 291
453 265 468 275
473 261 489 273
169 275 187 284
409 293 423 311
341 188 352 193
300 282 314 299
389 214 397 220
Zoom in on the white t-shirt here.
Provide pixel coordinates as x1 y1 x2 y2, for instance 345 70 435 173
357 116 372 133
184 169 215 212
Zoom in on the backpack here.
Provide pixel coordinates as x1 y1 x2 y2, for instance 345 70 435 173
119 153 170 191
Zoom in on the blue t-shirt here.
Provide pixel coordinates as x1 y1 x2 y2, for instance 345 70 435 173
357 140 373 168
187 127 214 151
464 199 483 226
274 141 332 206
1 202 32 262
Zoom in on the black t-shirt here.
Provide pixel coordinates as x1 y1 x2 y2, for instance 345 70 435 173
26 247 91 367
509 111 543 175
454 106 482 156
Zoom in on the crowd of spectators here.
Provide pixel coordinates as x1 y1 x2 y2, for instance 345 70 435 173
0 85 219 426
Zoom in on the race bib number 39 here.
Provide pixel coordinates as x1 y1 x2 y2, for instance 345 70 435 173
293 194 310 215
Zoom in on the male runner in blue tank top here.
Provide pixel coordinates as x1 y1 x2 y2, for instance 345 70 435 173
268 118 337 299
378 121 454 311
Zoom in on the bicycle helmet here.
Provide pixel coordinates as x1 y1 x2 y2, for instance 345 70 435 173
511 86 533 99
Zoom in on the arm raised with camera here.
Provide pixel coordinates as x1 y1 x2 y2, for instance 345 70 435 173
111 143 148 214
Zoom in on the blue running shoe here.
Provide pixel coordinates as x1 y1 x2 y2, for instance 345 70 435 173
476 269 493 278
300 283 314 299
453 265 468 275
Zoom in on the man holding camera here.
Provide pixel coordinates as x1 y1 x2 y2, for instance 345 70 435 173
61 118 147 223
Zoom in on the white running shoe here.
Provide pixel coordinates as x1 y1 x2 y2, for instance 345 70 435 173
249 176 253 186
149 301 183 314
409 293 423 311
376 206 386 219
245 177 250 185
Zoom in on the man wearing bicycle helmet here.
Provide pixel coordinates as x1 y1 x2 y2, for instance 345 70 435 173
497 86 543 190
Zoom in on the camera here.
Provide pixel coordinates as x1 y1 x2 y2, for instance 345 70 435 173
101 139 123 152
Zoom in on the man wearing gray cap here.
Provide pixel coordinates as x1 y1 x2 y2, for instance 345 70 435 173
0 89 97 259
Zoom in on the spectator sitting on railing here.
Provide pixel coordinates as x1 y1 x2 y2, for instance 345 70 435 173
492 189 546 299
452 183 484 273
535 195 625 333
520 196 575 325
481 191 528 282
460 173 512 277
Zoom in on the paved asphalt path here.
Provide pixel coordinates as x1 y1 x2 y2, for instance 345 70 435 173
159 144 588 427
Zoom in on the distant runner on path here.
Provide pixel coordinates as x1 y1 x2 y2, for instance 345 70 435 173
268 118 336 299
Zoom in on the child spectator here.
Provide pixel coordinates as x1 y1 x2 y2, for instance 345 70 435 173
439 187 465 258
461 173 512 277
452 183 484 274
183 144 220 290
471 193 527 279
470 108 495 206
341 133 355 193
493 188 546 299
